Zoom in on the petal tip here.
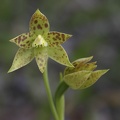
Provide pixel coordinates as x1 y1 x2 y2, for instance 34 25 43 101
68 34 73 38
9 39 14 43
35 9 42 15
7 67 14 73
102 69 110 74
7 70 11 73
36 9 40 12
89 56 93 60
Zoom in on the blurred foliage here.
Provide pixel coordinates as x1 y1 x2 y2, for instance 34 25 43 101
0 0 120 120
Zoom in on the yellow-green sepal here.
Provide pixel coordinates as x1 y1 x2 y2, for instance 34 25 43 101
80 69 109 89
8 48 34 73
63 71 91 89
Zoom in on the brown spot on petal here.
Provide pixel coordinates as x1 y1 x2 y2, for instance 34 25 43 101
34 20 38 24
22 36 27 41
56 42 59 45
15 38 17 42
57 33 60 36
20 44 25 47
61 34 65 41
56 35 61 40
26 41 29 44
39 63 43 66
73 63 77 67
39 58 44 62
37 24 42 29
48 36 50 38
44 23 48 28
53 37 57 41
53 32 55 35
18 36 21 43
28 43 31 47
33 26 36 30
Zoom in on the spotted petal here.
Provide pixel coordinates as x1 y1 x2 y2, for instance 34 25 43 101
34 48 48 73
8 48 34 73
63 71 91 89
46 31 72 45
64 56 95 75
80 70 109 89
10 32 35 49
47 45 73 67
73 56 93 64
64 62 97 75
29 9 49 37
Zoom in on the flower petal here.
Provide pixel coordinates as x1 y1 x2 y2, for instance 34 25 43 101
73 56 93 64
34 48 48 73
10 32 35 49
64 62 97 75
47 45 73 67
79 62 97 71
63 71 91 89
80 69 109 89
64 56 94 75
8 48 34 73
46 31 72 45
29 9 49 36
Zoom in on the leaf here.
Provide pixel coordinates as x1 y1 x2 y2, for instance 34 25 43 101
10 32 35 49
46 31 72 45
29 9 49 37
63 71 91 89
80 69 109 89
47 45 73 67
8 48 34 73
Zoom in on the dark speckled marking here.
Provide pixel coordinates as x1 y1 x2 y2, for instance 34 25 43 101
37 24 42 29
61 34 65 41
18 36 21 44
34 20 38 24
44 23 48 28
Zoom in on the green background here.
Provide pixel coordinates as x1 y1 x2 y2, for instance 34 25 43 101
0 0 119 120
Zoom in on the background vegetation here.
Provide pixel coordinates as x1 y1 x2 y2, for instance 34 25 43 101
0 0 119 120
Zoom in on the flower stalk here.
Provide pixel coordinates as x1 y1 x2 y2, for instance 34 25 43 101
55 74 69 120
43 62 59 120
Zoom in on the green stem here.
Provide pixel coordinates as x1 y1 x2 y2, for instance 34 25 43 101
56 93 64 120
55 74 69 120
55 81 69 103
43 63 59 120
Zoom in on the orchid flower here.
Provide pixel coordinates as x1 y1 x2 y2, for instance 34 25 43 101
63 56 109 89
8 9 73 73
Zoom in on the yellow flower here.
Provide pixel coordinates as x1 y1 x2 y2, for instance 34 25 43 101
63 56 109 89
8 9 73 73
